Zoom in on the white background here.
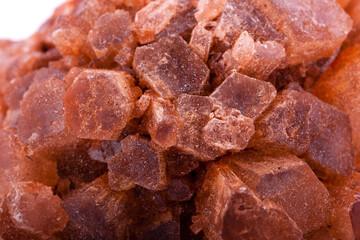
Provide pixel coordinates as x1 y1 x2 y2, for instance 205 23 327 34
0 0 65 40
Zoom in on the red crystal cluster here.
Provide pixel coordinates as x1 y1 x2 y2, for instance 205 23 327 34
0 0 359 239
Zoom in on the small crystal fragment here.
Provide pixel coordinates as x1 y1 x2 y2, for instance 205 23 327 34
163 147 200 176
312 45 360 170
63 69 136 140
51 15 91 56
250 89 311 155
17 77 66 150
223 150 332 234
0 181 68 239
210 73 276 120
108 135 167 191
87 10 136 66
189 21 215 62
175 94 224 160
218 31 287 81
132 0 178 44
61 174 131 240
133 36 210 99
143 95 180 148
203 107 255 152
195 0 227 22
192 163 303 240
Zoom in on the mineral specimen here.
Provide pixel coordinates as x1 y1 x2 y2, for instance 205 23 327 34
192 163 303 240
87 10 136 66
108 135 167 191
133 36 209 99
0 0 358 238
312 45 360 170
63 69 137 140
223 150 332 234
210 73 276 120
0 182 68 239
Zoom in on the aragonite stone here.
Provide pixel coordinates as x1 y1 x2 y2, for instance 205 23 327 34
203 107 255 152
218 31 287 81
210 73 276 120
195 0 227 22
223 150 332 234
63 69 137 140
0 181 68 239
51 15 91 56
250 89 311 155
142 94 180 148
192 163 303 240
108 135 167 191
214 0 352 65
1 0 359 238
163 147 200 177
252 87 354 177
61 174 131 240
307 93 354 177
312 45 360 170
17 77 66 150
133 36 210 99
325 173 360 240
189 21 215 62
87 10 136 66
132 0 178 44
175 94 224 160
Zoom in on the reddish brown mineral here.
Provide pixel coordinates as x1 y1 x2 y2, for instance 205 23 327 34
222 150 332 234
312 45 360 170
210 73 276 120
133 35 209 99
142 94 180 148
0 182 68 239
61 174 131 239
87 10 136 66
192 163 303 240
0 0 358 238
108 135 167 191
63 69 137 140
189 21 215 62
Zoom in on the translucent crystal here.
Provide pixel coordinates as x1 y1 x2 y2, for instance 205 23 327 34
87 10 136 66
132 0 178 44
108 135 167 191
0 181 68 239
218 31 286 81
142 95 180 148
223 150 332 234
195 0 227 22
61 174 130 239
63 69 136 140
203 107 255 152
192 163 303 240
175 94 224 160
210 73 276 120
189 21 215 62
133 36 210 99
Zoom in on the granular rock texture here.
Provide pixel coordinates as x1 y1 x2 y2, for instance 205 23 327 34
0 0 358 239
